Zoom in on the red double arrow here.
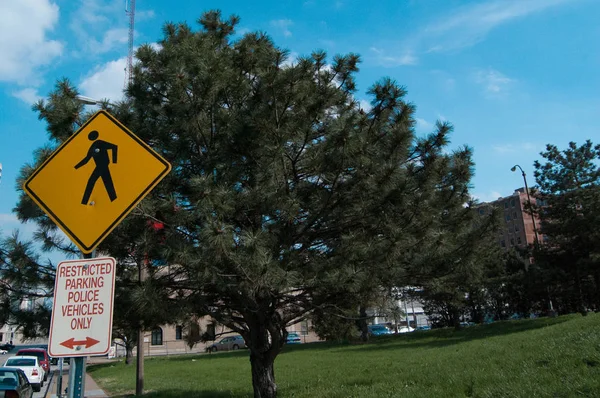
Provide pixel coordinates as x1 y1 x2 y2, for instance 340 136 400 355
60 337 100 349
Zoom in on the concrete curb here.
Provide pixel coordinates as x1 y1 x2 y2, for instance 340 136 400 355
42 370 54 398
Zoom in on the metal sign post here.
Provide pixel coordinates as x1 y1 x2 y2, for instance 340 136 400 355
56 358 64 398
67 356 86 398
67 250 93 398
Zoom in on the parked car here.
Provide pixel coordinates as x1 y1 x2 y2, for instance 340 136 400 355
416 325 431 331
15 348 50 381
0 350 7 355
0 343 14 352
0 367 34 398
206 335 246 353
367 324 393 336
286 333 302 344
398 326 415 334
3 356 43 392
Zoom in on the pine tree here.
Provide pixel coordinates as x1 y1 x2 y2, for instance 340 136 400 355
115 11 478 397
533 140 600 314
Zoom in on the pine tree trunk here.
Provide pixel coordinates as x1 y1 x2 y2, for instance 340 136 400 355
125 346 134 365
358 305 369 342
250 350 277 398
594 271 600 312
575 265 588 316
245 315 286 398
450 306 461 330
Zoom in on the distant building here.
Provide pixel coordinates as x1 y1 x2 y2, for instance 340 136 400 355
0 293 50 346
477 187 543 250
126 318 320 357
369 287 431 329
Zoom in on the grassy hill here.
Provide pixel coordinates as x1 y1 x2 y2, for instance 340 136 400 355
89 313 600 397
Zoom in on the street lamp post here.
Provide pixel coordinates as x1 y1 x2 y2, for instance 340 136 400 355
75 95 102 105
511 165 540 249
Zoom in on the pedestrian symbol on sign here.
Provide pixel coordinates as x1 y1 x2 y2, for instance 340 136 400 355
74 130 118 205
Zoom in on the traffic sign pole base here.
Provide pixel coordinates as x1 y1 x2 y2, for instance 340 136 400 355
67 356 86 398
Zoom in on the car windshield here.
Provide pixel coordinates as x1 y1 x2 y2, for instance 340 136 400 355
19 351 45 361
5 358 35 367
0 371 18 386
288 333 299 337
370 325 386 330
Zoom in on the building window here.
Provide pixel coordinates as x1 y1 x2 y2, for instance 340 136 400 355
517 237 522 245
501 240 506 248
205 323 216 340
505 215 511 222
510 238 515 246
151 327 163 345
504 201 509 209
300 320 309 336
478 208 485 215
175 325 183 340
515 224 520 232
511 199 515 207
512 211 517 219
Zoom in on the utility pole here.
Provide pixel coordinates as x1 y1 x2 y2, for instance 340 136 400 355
136 258 146 396
125 0 136 87
67 251 95 398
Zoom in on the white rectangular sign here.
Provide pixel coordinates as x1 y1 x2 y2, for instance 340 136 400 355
48 257 116 357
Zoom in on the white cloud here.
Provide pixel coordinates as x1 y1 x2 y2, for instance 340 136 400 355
69 0 128 55
370 47 417 67
0 213 18 224
377 0 577 61
270 19 293 37
0 213 37 237
95 28 129 54
136 9 155 21
493 142 540 154
79 57 127 103
281 52 299 68
0 0 63 84
475 68 514 95
415 118 433 132
472 191 504 203
12 88 42 105
359 100 372 112
423 0 576 53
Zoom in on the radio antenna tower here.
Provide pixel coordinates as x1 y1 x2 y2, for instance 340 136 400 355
125 0 136 87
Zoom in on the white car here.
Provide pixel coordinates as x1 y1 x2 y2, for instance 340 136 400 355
0 349 7 355
3 355 44 392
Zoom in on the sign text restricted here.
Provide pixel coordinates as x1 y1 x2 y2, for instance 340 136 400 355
59 261 113 330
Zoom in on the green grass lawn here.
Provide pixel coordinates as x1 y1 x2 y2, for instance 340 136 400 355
89 313 600 397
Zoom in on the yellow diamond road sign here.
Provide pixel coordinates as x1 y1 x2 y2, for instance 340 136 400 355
24 110 171 254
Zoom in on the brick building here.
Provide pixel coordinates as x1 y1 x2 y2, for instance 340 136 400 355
477 187 542 250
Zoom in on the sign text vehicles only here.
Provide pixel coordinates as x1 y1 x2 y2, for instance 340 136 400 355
49 257 117 358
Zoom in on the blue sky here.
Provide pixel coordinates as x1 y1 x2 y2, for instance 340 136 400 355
1 0 599 260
